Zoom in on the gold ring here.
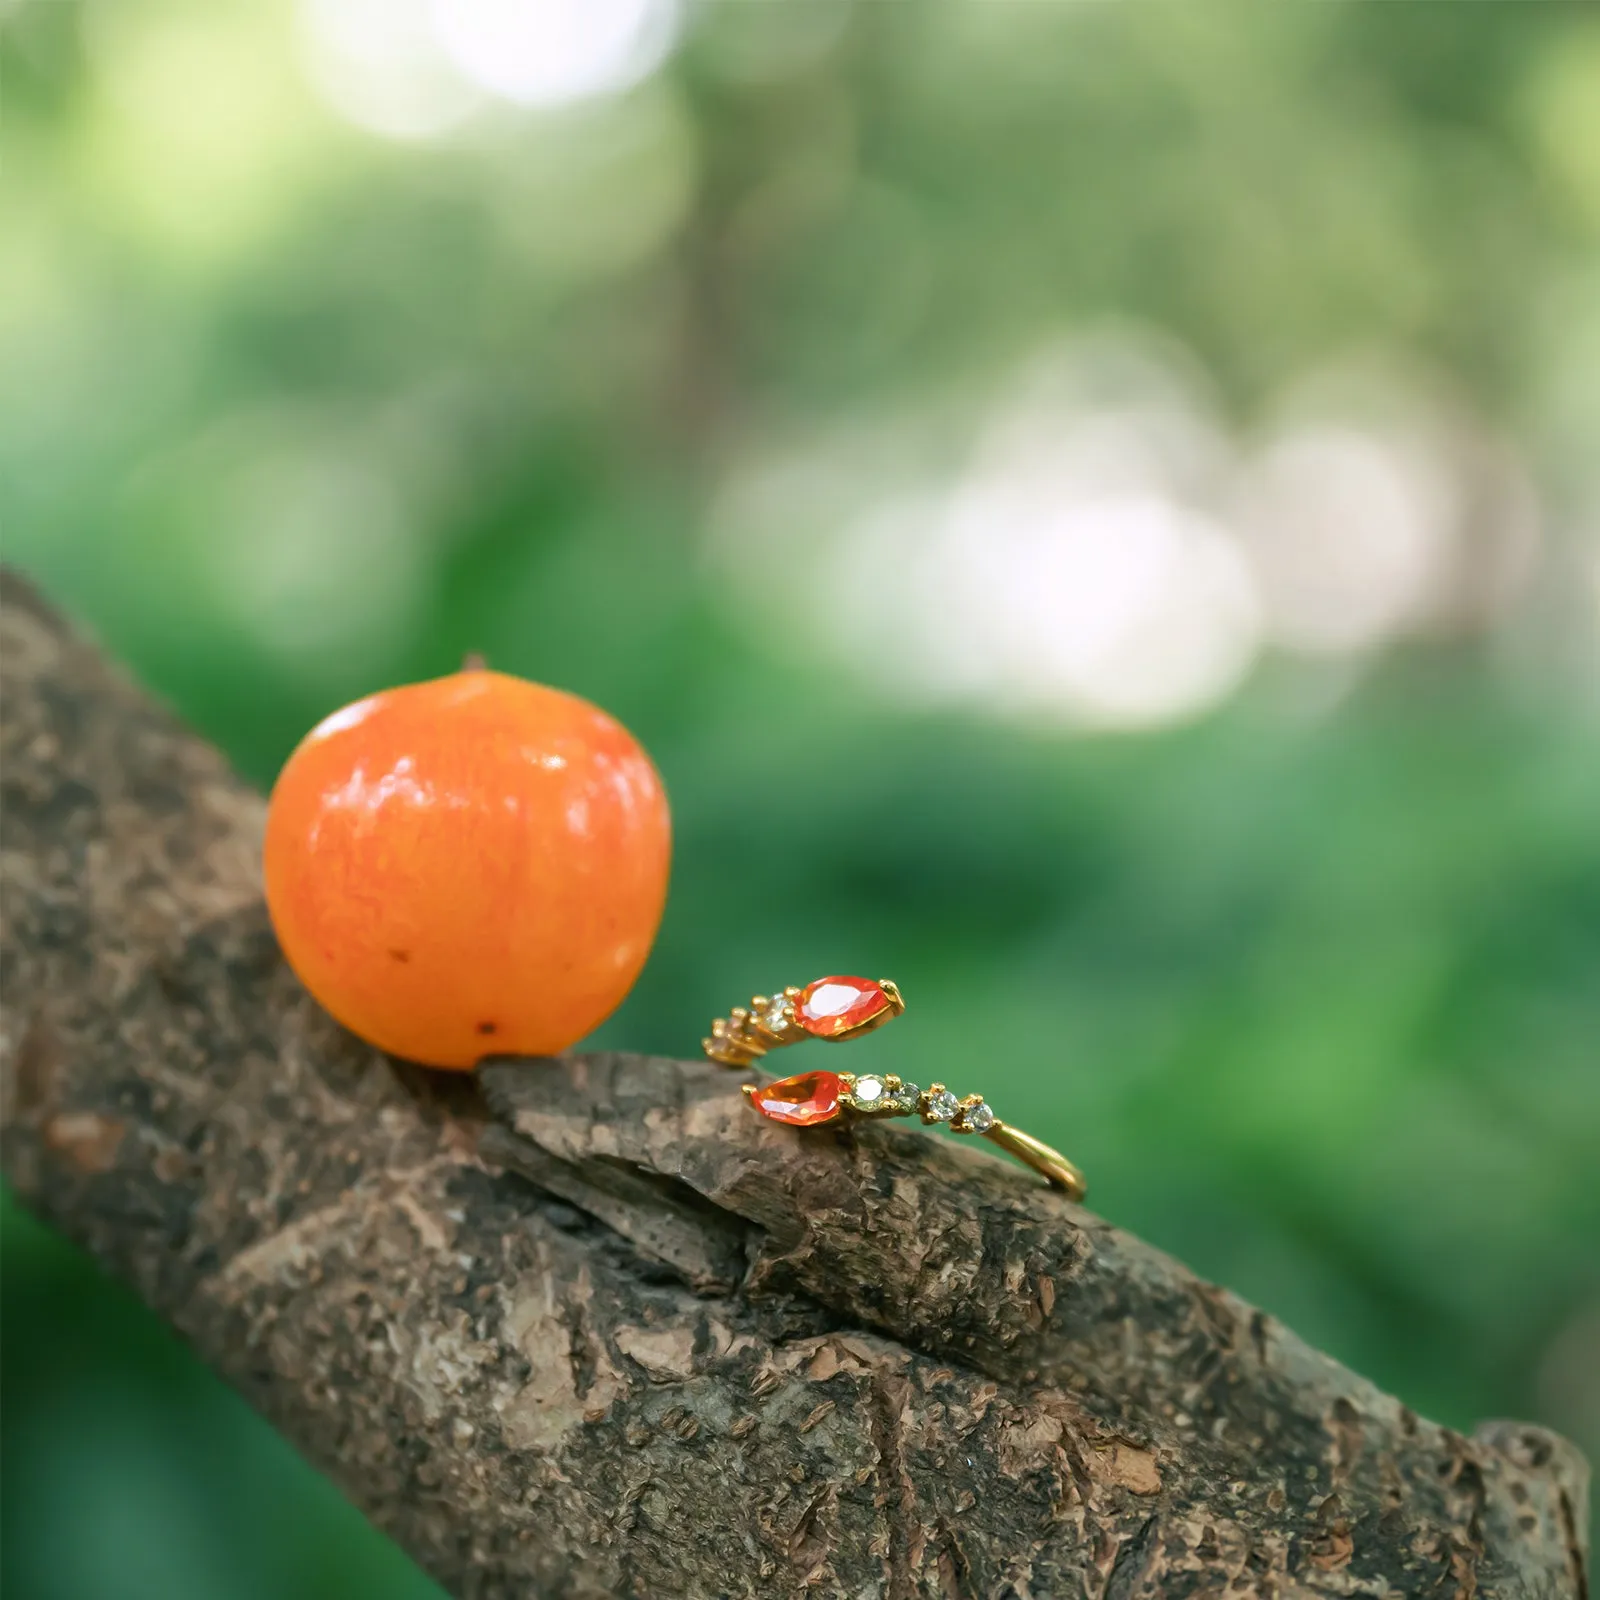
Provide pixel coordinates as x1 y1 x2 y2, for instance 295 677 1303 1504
702 975 1086 1199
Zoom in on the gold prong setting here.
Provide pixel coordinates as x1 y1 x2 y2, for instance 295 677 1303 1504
704 986 806 1066
721 979 1087 1198
704 976 900 1066
836 1073 997 1131
950 1093 997 1133
837 1071 920 1117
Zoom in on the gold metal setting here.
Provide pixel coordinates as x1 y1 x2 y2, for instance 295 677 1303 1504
702 978 904 1067
707 976 1086 1199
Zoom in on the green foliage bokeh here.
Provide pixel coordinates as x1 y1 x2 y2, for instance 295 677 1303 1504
3 1 1598 1594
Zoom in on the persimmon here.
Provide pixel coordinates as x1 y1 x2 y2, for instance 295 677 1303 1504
263 668 670 1069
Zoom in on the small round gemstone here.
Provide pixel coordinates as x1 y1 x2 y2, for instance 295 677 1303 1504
796 976 892 1039
853 1076 884 1104
888 1081 921 1110
964 1102 996 1133
762 997 793 1032
923 1088 960 1122
749 1070 843 1127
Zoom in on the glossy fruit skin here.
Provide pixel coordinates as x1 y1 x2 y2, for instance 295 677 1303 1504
263 669 670 1069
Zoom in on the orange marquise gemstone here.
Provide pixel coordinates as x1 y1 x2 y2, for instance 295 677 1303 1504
796 976 891 1039
749 1070 844 1127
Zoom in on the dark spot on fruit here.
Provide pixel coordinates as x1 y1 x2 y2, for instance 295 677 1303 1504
477 1021 497 1035
388 949 411 963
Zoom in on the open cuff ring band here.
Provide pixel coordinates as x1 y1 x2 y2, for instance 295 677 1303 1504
703 975 1086 1200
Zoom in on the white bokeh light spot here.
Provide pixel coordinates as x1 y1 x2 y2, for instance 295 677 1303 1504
1234 425 1457 656
429 0 679 108
709 336 1273 732
824 485 1260 730
300 0 482 140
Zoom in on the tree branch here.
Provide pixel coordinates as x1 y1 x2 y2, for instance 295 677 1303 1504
0 570 1588 1599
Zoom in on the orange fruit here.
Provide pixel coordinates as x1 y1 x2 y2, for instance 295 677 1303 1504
263 668 671 1069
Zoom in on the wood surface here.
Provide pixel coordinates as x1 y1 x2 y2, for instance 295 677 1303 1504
0 570 1588 1599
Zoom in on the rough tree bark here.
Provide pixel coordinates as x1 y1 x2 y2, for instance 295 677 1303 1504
0 570 1589 1600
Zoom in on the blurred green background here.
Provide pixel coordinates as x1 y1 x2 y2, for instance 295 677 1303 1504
4 0 1599 1594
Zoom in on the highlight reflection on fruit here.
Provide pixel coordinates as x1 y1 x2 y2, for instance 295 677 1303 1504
263 667 671 1070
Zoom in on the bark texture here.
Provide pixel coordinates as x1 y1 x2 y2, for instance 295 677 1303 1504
0 569 1589 1600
